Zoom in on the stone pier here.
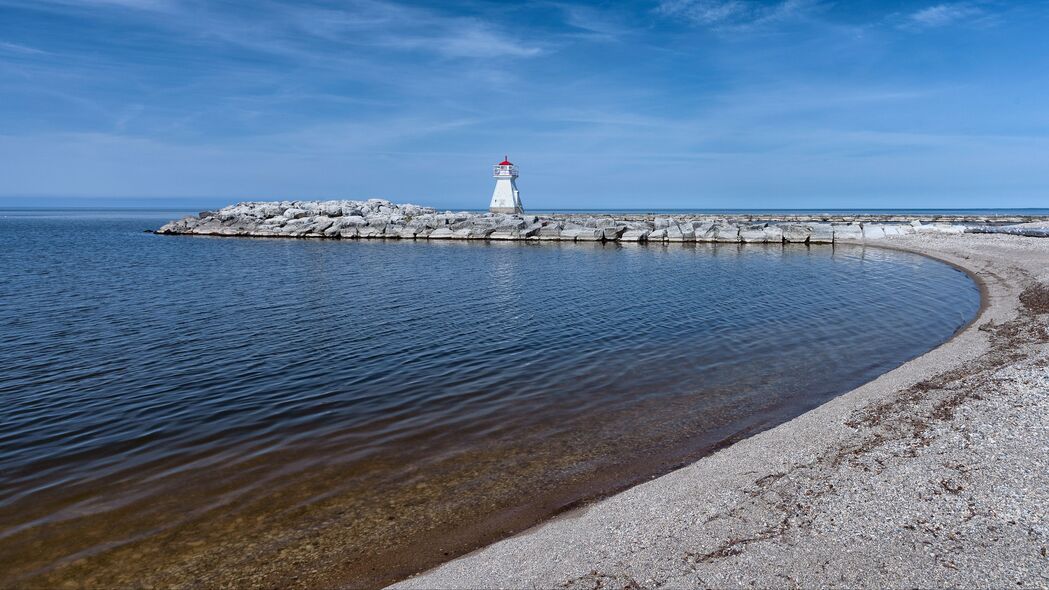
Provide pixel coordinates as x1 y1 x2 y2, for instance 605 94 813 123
155 199 1049 244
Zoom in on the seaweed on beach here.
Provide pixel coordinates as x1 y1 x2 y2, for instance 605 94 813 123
1019 283 1049 314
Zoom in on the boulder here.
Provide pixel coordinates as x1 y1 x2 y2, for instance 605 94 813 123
496 218 527 231
809 224 834 244
763 225 784 243
324 219 348 237
357 226 385 238
428 228 455 239
833 224 863 241
861 224 886 240
257 205 282 218
739 225 768 243
712 224 740 243
620 229 650 242
782 224 811 243
454 227 494 239
695 224 719 243
311 216 334 233
647 228 668 242
489 230 521 240
666 223 696 242
521 224 543 238
560 228 603 241
537 225 563 240
919 223 965 234
692 222 714 237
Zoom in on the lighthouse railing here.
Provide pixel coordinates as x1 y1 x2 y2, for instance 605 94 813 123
492 165 519 176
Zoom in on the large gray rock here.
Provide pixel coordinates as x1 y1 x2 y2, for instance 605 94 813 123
323 219 348 237
862 224 886 240
311 216 334 233
537 225 563 240
454 227 494 239
918 223 965 234
647 228 668 242
713 224 740 243
620 229 650 242
522 224 543 238
357 225 385 238
667 223 696 242
496 218 527 231
258 204 282 218
692 222 714 237
833 224 863 241
560 228 603 241
489 230 522 240
739 225 767 243
809 223 834 244
783 224 812 243
695 224 719 242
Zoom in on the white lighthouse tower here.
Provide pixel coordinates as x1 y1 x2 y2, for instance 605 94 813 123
489 156 524 214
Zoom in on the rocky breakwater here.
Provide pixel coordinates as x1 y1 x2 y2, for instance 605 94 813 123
156 200 978 245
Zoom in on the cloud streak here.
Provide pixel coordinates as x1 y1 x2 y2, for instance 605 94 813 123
900 2 987 30
655 0 818 32
0 41 48 54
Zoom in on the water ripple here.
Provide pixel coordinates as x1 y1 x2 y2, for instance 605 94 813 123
0 214 979 586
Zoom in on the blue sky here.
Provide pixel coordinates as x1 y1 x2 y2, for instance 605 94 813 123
0 0 1047 209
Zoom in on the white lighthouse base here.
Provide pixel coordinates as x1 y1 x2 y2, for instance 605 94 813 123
489 177 523 214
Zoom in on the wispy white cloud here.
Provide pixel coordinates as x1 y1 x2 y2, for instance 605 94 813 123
555 3 638 41
901 3 985 30
655 0 818 32
0 41 49 55
372 21 542 58
0 0 176 11
0 0 542 60
286 1 542 59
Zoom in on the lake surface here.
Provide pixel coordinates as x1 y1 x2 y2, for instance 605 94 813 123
0 210 980 588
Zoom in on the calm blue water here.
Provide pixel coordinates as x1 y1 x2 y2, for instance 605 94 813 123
0 210 981 587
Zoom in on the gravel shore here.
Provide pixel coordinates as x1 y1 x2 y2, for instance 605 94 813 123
392 233 1049 589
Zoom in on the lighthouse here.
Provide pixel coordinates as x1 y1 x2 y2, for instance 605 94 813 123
489 156 524 214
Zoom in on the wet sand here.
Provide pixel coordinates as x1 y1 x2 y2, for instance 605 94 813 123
393 232 1049 588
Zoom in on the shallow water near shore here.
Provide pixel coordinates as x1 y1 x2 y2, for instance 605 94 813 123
0 211 979 588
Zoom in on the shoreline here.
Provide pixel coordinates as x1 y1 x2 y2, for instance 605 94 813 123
391 232 1049 588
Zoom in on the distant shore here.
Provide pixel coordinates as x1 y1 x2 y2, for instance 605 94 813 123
392 231 1049 588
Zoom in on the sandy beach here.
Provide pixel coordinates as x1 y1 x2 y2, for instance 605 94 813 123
393 232 1049 588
